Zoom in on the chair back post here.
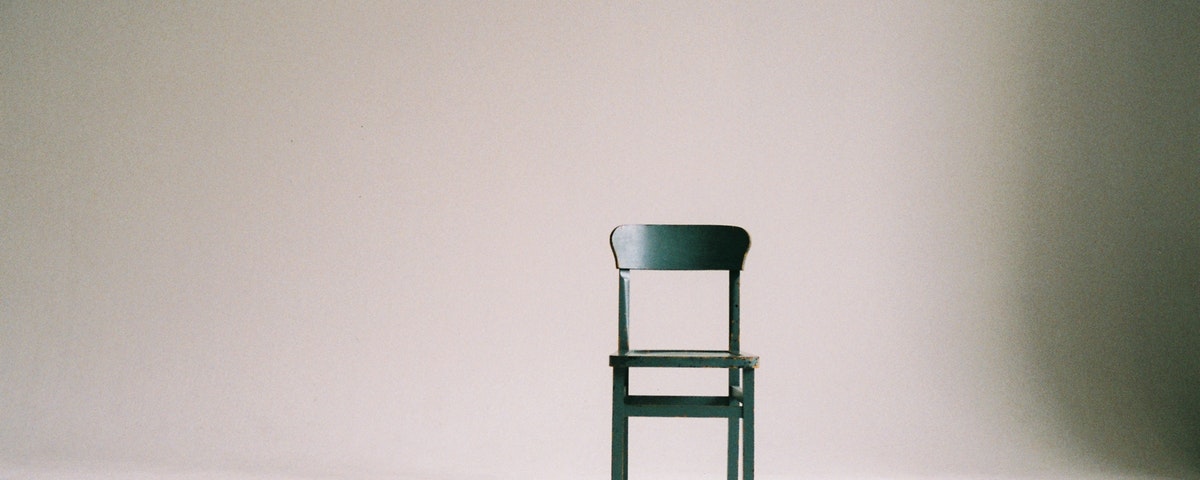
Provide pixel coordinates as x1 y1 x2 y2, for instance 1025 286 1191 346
729 269 741 353
728 269 742 393
618 269 631 354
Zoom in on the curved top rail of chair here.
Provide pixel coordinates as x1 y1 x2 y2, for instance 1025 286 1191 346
610 224 750 270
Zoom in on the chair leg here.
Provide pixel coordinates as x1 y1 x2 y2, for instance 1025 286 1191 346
728 367 741 480
622 415 629 479
727 416 739 480
612 367 628 480
743 367 755 480
622 368 629 480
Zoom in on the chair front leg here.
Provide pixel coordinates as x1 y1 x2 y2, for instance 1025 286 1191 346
612 367 628 480
727 412 740 479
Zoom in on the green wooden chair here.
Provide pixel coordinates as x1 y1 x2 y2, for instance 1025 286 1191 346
609 224 758 480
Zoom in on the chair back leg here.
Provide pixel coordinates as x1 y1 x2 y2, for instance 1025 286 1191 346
743 367 755 480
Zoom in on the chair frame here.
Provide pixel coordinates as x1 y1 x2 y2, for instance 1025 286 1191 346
609 224 757 480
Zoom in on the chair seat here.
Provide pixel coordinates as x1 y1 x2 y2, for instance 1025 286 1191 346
610 350 759 368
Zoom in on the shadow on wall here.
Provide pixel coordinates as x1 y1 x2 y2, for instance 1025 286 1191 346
1016 2 1200 477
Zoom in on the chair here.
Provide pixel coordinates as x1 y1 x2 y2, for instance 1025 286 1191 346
609 224 758 480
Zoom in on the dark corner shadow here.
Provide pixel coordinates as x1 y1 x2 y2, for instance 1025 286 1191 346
1015 2 1200 477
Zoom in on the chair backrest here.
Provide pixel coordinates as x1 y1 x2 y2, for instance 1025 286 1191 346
610 224 751 353
610 224 750 270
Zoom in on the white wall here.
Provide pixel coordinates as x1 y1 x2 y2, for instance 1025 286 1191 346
2 2 1196 479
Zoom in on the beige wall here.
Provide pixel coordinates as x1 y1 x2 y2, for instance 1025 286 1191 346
2 2 1196 478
